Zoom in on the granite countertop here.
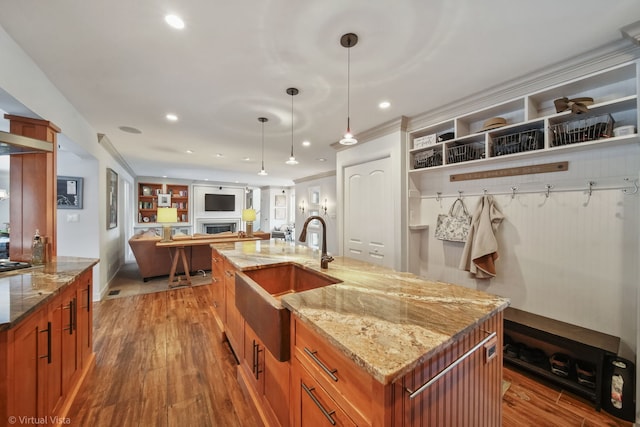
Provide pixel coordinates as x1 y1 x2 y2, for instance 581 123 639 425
217 240 510 384
0 257 99 331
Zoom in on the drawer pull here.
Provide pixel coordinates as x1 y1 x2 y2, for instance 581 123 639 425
39 322 52 364
302 382 336 425
225 270 234 278
304 347 338 382
405 331 497 399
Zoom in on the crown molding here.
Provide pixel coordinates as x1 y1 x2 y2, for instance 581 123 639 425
330 116 408 150
293 169 336 184
97 133 136 177
406 39 640 132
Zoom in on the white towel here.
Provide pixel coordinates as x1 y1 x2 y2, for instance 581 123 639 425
459 195 504 278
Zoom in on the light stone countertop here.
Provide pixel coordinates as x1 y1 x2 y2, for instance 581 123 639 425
217 240 510 384
0 257 99 331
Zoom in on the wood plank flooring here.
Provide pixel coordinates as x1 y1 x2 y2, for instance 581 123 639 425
67 281 633 426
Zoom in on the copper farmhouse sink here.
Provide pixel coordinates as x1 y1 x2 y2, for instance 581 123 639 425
235 263 340 361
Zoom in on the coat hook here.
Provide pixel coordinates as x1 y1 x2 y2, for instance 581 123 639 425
622 178 639 195
458 190 463 199
545 184 553 198
587 181 595 196
436 192 442 202
511 186 518 199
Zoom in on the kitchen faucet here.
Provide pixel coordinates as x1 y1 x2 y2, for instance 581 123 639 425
298 215 334 269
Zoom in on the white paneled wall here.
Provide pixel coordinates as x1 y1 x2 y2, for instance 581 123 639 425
410 143 639 357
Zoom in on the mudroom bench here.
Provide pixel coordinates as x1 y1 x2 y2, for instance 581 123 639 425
503 307 620 410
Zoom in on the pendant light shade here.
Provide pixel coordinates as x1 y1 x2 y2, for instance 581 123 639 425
257 117 268 176
285 87 299 165
339 33 358 146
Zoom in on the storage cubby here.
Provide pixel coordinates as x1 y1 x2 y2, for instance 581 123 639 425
408 61 639 172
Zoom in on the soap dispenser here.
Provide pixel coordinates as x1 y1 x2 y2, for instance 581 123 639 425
31 229 44 265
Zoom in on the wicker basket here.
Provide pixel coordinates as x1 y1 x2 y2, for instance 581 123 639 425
492 129 543 156
414 149 443 169
550 113 614 147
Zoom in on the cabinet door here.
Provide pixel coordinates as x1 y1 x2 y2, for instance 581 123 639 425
242 323 264 394
76 270 93 367
294 362 356 427
223 260 243 358
46 292 65 416
263 345 290 427
11 309 49 420
210 249 226 331
61 285 79 393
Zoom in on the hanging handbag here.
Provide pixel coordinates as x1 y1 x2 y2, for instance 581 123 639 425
435 198 472 242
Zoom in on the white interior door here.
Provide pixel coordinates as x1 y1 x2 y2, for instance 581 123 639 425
343 157 393 267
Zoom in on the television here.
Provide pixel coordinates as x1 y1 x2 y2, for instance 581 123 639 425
204 193 235 211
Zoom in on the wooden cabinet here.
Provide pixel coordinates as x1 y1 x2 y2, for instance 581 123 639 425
223 259 243 359
76 269 93 368
210 248 226 335
137 182 189 224
9 307 49 420
241 323 290 427
408 62 638 173
1 268 94 425
291 311 503 427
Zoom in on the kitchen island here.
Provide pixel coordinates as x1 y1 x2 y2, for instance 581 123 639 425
0 257 98 426
215 240 509 426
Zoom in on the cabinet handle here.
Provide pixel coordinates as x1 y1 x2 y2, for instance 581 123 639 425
86 284 91 313
225 270 234 278
212 277 219 283
252 340 263 380
39 322 52 364
304 347 338 382
302 382 336 425
212 301 218 308
72 297 77 332
405 331 497 399
63 300 74 334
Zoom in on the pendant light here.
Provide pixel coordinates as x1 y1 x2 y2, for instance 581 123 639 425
339 33 358 145
285 87 299 165
257 117 268 176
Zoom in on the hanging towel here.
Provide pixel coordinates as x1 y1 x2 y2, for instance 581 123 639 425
459 195 504 278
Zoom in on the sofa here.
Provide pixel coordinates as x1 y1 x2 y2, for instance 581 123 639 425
129 229 271 281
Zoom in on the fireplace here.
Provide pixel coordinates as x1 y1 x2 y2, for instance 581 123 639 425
204 222 237 234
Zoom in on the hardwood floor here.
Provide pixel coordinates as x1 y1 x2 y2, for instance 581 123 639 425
67 278 633 426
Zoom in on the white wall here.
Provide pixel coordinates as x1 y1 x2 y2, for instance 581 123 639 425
411 143 639 360
336 128 406 268
0 24 134 300
295 174 338 255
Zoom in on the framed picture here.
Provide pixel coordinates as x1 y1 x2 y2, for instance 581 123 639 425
57 176 83 209
158 193 171 207
275 194 286 207
274 207 286 220
107 168 118 229
309 186 320 205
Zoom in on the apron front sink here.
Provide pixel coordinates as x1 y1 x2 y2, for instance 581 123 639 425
235 263 340 361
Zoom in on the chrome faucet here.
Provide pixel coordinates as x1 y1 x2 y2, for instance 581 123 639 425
298 215 334 269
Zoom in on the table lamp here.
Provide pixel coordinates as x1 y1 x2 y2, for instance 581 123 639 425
157 207 178 242
242 208 256 237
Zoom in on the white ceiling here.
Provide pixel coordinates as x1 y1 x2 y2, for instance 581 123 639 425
0 0 639 187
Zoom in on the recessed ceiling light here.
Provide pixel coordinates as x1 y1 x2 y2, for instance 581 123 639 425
215 153 224 158
165 14 185 29
243 157 251 161
119 126 142 134
379 101 391 109
162 175 167 178
204 178 209 181
186 150 193 154
317 158 327 162
302 140 311 147
166 113 178 121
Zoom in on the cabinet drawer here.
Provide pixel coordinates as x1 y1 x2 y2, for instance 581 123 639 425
293 318 373 425
296 362 357 427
